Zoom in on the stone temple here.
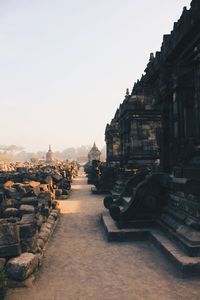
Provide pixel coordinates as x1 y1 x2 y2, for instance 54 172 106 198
99 0 200 277
88 143 101 162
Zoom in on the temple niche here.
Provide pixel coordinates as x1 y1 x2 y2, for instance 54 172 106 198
88 143 101 162
119 88 161 170
102 0 200 277
105 87 161 171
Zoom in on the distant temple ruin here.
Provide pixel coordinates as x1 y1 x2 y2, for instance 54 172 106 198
46 145 55 164
88 143 101 162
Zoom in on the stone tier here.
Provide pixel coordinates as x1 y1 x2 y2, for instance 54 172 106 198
102 212 200 277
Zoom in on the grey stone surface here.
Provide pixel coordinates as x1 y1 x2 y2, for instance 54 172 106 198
20 197 38 207
6 253 39 281
19 205 35 215
3 208 19 218
0 223 21 257
0 258 6 271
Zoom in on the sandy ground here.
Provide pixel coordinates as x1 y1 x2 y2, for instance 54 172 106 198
5 170 200 300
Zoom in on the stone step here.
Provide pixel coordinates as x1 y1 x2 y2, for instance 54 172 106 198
101 212 150 241
150 229 200 277
102 212 200 277
157 218 200 257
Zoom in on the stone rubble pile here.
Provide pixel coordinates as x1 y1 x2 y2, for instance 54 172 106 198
0 161 79 292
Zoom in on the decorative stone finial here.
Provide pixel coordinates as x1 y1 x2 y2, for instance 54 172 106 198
149 53 154 62
126 88 130 98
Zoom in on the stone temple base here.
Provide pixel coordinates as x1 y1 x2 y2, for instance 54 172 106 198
101 212 200 278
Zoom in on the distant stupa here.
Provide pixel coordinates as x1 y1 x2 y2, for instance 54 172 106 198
46 145 54 164
88 143 101 162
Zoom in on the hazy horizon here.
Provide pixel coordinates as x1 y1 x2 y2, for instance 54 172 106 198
0 0 191 152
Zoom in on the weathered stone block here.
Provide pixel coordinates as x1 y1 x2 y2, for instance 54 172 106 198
0 222 21 258
50 212 58 220
3 208 19 218
55 189 62 197
20 223 37 239
3 181 14 188
38 230 49 243
2 198 17 209
20 213 36 225
38 191 52 202
0 258 6 271
19 205 35 215
20 235 38 253
20 197 38 207
6 253 39 281
36 238 45 250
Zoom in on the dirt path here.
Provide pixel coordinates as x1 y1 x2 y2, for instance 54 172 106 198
5 171 200 300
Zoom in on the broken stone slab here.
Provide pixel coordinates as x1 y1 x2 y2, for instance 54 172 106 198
6 252 39 281
19 205 35 215
0 222 21 258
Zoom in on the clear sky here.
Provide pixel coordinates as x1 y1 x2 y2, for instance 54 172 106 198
0 0 191 152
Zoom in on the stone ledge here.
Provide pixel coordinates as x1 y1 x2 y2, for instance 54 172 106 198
101 212 149 242
101 212 200 277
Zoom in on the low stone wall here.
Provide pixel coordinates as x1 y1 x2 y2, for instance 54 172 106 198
0 208 60 295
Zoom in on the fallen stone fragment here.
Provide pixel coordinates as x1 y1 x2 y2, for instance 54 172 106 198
6 252 39 281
